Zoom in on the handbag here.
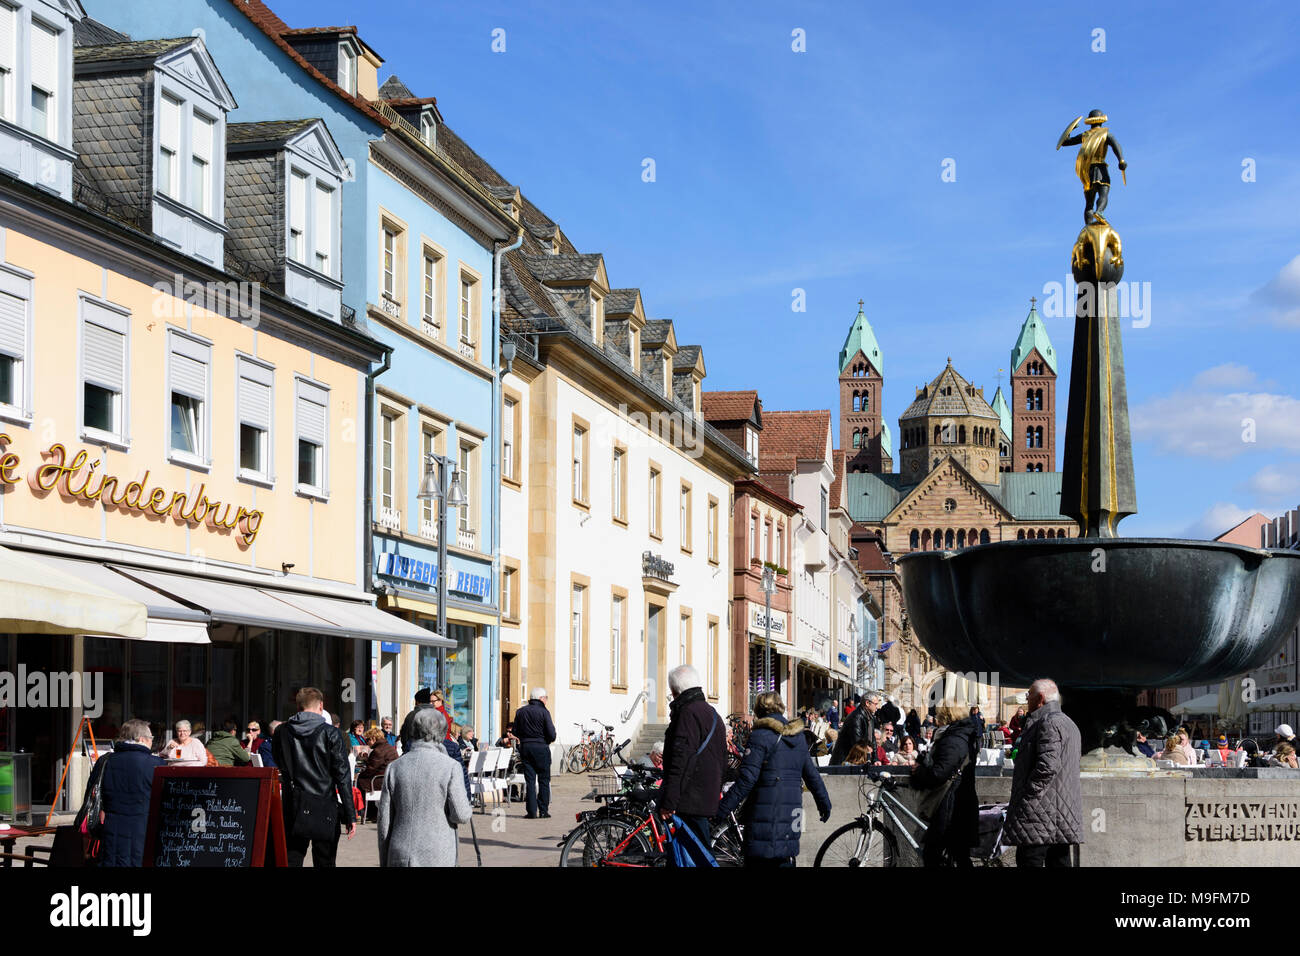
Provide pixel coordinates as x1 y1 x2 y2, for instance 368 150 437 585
78 753 111 862
290 783 340 841
668 815 718 868
913 727 971 822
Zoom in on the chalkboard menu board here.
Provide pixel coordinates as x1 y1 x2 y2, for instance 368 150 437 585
143 767 286 867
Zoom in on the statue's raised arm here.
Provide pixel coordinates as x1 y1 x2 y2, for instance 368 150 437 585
1056 110 1127 224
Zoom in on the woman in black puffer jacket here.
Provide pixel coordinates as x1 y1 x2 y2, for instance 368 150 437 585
909 704 980 867
715 692 831 867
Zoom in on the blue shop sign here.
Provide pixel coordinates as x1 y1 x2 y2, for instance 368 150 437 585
838 652 849 665
375 552 492 601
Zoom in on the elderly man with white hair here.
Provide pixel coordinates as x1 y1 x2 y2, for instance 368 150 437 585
657 664 726 861
830 690 882 765
512 686 556 818
1004 678 1083 867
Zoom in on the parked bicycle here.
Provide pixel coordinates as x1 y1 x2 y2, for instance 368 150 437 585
563 722 598 774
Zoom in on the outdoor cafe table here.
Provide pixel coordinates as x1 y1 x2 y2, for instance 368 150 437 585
0 824 58 866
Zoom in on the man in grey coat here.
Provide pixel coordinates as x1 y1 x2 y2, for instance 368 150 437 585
378 707 473 867
1005 678 1083 867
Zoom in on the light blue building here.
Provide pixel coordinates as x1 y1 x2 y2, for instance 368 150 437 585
89 0 520 734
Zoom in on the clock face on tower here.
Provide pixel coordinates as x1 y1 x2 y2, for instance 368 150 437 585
978 459 989 473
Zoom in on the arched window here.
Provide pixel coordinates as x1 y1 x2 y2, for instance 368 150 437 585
1017 529 1026 540
921 529 931 550
1025 392 1034 411
1058 528 1067 538
1037 529 1046 539
969 527 978 545
1047 529 1056 539
1025 426 1034 449
934 425 942 444
1034 426 1043 448
980 529 990 544
958 425 966 444
852 392 860 412
934 528 943 548
852 430 861 448
957 529 966 548
945 529 955 549
1035 388 1044 410
910 529 920 550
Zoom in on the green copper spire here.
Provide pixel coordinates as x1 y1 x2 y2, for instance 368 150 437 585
838 299 884 375
880 421 893 458
991 386 1013 440
1010 299 1058 374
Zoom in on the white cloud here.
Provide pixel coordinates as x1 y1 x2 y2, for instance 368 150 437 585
1243 464 1300 500
1191 363 1257 389
1131 387 1300 459
1250 253 1300 327
1182 502 1257 541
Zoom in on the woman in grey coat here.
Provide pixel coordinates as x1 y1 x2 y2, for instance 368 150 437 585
378 707 473 867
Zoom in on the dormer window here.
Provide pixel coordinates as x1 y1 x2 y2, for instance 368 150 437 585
190 113 215 216
27 18 56 138
158 93 181 199
339 44 357 95
0 5 14 124
0 1 77 199
591 293 603 333
745 426 759 465
152 85 222 220
550 236 560 255
419 110 435 147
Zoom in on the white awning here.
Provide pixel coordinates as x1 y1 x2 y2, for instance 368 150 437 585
26 554 210 644
1247 689 1300 713
114 566 454 648
0 545 145 638
1170 692 1222 715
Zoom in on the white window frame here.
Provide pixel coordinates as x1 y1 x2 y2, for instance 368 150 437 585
382 226 398 300
611 594 623 686
570 583 585 682
287 168 308 265
235 354 274 485
338 42 357 95
746 425 759 465
502 398 516 481
158 92 183 202
294 377 330 499
189 109 215 217
0 263 33 424
79 296 130 449
153 77 225 221
459 273 475 344
611 447 624 520
0 3 16 125
380 408 396 513
458 438 476 535
166 329 212 468
27 15 57 141
421 250 440 334
572 423 586 504
419 424 441 529
706 621 717 697
312 181 333 277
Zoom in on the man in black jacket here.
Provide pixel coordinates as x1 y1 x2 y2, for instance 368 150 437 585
830 691 881 765
657 665 726 861
910 705 980 867
273 687 356 867
513 688 556 818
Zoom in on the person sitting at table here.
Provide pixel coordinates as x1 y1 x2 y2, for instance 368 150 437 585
381 717 399 748
495 723 519 749
891 735 919 767
1161 736 1191 765
206 718 252 766
348 720 368 752
1176 730 1198 765
459 724 480 753
634 741 665 771
356 727 399 819
843 743 875 766
1269 742 1298 769
163 720 209 766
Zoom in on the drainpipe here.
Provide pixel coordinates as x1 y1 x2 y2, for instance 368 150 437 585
489 229 524 735
364 343 393 719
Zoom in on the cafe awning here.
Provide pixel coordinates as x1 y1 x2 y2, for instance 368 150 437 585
26 554 210 644
0 545 146 639
115 566 454 648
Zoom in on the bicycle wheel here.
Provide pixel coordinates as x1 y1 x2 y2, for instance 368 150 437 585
592 738 610 769
557 818 652 867
709 820 745 867
813 819 897 867
565 746 585 774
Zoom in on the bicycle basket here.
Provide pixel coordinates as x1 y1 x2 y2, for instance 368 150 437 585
588 773 623 796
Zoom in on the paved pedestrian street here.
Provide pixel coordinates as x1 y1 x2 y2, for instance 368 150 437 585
334 773 591 868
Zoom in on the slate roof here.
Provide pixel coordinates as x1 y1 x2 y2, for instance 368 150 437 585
605 288 641 314
900 361 1000 421
74 38 191 64
378 75 415 99
702 390 759 423
74 17 129 47
673 346 702 371
843 472 911 521
226 119 319 149
520 253 603 284
642 319 678 348
987 473 1070 521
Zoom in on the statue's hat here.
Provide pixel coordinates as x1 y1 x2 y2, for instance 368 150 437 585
1084 109 1108 126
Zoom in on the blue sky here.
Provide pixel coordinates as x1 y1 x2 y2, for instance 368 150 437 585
276 0 1300 538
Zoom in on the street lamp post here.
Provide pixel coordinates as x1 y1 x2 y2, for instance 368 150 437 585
760 566 776 702
417 453 466 691
848 614 859 695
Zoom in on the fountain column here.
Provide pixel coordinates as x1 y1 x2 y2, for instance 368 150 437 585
1059 222 1138 538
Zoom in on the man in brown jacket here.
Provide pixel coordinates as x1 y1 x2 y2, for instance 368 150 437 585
1005 678 1083 866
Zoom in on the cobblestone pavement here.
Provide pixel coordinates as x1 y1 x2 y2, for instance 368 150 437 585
329 771 594 867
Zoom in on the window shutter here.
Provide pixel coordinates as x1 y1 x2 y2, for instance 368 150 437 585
0 289 24 359
170 335 208 399
192 112 213 161
297 380 327 445
313 184 332 263
160 94 181 151
238 359 272 430
82 304 127 392
30 20 56 94
0 6 16 74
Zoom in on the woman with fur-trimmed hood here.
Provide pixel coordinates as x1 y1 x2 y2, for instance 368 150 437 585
715 692 832 867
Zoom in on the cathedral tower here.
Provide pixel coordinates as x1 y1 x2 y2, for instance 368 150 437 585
839 300 891 474
1010 298 1058 472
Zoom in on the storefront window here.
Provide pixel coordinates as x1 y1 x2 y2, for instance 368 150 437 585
210 624 244 729
446 624 476 726
172 644 207 737
311 634 342 720
83 637 124 742
131 643 167 739
247 628 276 727
0 635 10 751
417 643 441 699
279 632 312 718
